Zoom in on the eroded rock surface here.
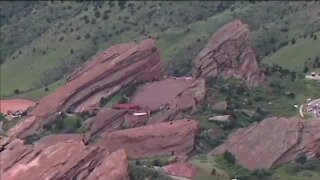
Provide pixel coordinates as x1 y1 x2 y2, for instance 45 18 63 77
193 20 265 87
9 38 164 138
97 119 198 158
212 117 320 170
0 135 130 180
130 77 194 111
149 78 206 124
87 149 129 180
84 108 127 136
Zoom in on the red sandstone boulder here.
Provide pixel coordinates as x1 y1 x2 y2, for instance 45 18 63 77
97 119 198 158
193 20 265 87
162 162 198 179
87 149 129 180
212 117 320 170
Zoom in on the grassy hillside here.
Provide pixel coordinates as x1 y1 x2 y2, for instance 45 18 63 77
264 31 320 72
1 1 320 100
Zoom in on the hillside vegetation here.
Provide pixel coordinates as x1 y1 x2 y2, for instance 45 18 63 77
1 1 320 100
264 31 320 72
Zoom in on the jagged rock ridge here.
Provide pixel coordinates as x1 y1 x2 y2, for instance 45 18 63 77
193 20 265 87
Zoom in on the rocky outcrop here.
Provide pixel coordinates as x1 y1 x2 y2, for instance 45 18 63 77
212 117 320 170
32 38 164 117
97 119 198 158
84 108 127 136
193 20 265 87
162 162 198 179
149 78 206 124
87 149 129 180
0 135 130 180
211 101 227 112
9 38 164 138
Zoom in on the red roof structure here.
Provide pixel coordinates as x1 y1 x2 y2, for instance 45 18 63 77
114 103 140 110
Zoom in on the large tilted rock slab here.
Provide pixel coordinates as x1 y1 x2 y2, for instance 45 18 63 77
31 38 164 118
87 149 129 180
212 117 320 170
9 38 164 138
193 20 265 87
149 78 206 124
1 135 130 180
97 119 198 158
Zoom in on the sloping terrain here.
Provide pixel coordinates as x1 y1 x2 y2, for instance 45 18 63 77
1 1 319 98
264 31 320 72
6 38 164 138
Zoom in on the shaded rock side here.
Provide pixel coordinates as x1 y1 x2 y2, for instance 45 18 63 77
84 108 127 136
149 78 206 124
10 38 165 138
192 20 265 87
212 117 320 170
97 119 198 158
87 149 129 180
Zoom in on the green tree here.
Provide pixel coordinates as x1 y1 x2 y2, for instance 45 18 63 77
296 155 307 164
152 158 162 166
14 89 20 94
94 11 100 18
303 66 309 73
223 151 236 165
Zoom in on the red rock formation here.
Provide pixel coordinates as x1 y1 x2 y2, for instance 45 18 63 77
87 149 129 180
97 119 198 158
84 108 127 136
9 38 164 138
149 78 206 124
212 117 320 170
193 20 265 87
31 38 164 118
130 77 194 111
0 135 130 180
162 162 198 179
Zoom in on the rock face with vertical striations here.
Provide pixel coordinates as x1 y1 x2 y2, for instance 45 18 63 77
193 20 265 87
212 117 320 170
9 38 165 139
97 119 198 158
